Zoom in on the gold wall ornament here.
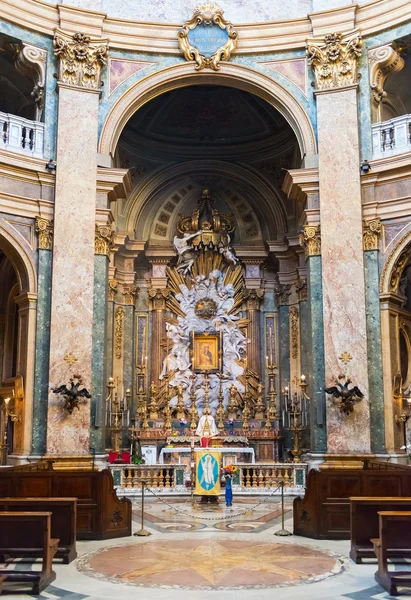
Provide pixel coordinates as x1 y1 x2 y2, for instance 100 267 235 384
64 353 78 366
95 224 114 255
388 246 411 294
363 219 381 251
108 279 118 301
35 217 53 250
295 278 308 301
299 225 321 256
122 283 139 305
178 5 238 71
368 43 404 105
339 351 353 365
289 306 299 360
307 31 362 90
115 306 124 359
53 30 109 90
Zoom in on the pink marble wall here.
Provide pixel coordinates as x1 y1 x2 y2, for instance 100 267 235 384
46 86 99 456
317 87 371 454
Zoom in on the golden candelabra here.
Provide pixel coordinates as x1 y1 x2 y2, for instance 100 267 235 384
265 365 279 429
106 377 131 459
282 375 309 463
136 362 147 427
175 385 187 419
189 373 198 431
216 373 225 428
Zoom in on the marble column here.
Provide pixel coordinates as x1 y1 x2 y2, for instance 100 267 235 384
308 31 371 454
363 219 386 454
244 289 264 377
121 283 138 394
148 288 169 384
46 31 109 465
31 218 53 456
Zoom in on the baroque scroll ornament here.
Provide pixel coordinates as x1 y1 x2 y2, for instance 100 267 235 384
307 31 362 90
53 30 109 89
178 5 238 71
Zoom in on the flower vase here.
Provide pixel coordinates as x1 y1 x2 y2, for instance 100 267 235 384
228 423 234 436
179 424 185 436
225 476 233 506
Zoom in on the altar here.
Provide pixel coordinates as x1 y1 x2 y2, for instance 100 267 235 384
159 446 255 466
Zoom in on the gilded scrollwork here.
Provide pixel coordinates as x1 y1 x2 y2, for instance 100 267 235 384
115 306 124 359
108 280 118 302
35 217 53 250
95 224 114 255
53 30 109 89
363 219 381 251
368 43 404 104
299 225 321 256
122 284 139 305
289 306 299 360
307 31 362 90
178 5 238 71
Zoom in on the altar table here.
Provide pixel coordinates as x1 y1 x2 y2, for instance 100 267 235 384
159 446 255 465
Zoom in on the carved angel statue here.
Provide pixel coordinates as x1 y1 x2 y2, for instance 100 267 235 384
219 235 239 265
52 374 91 414
149 381 157 398
325 377 364 415
174 230 203 275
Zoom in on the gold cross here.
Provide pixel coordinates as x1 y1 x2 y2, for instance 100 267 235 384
338 352 353 365
64 353 78 366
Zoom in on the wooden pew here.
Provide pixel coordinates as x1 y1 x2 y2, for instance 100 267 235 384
0 575 5 595
294 460 411 539
0 466 131 540
350 497 411 563
0 498 77 564
0 512 58 595
373 511 411 596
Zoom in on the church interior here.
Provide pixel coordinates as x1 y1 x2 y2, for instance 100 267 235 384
1 0 411 597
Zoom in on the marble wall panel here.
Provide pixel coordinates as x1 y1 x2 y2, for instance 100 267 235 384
317 87 371 454
46 86 99 456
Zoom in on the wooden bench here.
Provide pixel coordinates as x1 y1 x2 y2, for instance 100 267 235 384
0 498 77 564
0 512 59 595
0 575 5 595
350 497 411 563
373 511 411 596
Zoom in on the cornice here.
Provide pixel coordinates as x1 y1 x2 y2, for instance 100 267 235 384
0 0 410 55
0 150 54 186
0 191 54 219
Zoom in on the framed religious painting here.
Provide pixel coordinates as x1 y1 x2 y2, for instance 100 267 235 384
192 332 221 373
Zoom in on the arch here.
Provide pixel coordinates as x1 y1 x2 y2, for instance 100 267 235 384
380 229 411 296
0 221 37 294
99 62 317 162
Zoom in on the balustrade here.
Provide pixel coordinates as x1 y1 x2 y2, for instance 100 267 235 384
372 114 411 159
121 465 179 489
0 112 45 158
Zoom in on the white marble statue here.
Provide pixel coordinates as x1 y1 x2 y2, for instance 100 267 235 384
174 230 202 275
196 408 219 438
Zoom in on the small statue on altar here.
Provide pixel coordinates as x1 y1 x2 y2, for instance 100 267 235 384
148 381 159 419
255 382 265 419
175 384 187 419
150 381 157 398
196 406 219 448
227 383 238 419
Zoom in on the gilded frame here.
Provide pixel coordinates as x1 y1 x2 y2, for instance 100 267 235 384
178 5 238 72
192 332 220 373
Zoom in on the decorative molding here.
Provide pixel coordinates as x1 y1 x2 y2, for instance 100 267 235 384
274 283 291 306
289 305 299 359
122 283 139 305
307 31 362 91
35 217 53 250
178 5 238 71
13 43 47 120
95 224 114 255
115 306 124 359
363 218 381 251
380 230 411 295
338 351 353 365
108 279 118 301
53 30 109 90
299 225 321 256
63 353 78 366
295 278 308 301
244 288 264 310
148 287 170 310
368 43 404 104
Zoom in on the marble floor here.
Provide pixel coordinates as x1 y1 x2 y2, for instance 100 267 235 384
1 496 411 599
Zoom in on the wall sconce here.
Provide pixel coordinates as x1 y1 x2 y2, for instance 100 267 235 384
45 159 56 173
3 397 20 422
360 160 371 174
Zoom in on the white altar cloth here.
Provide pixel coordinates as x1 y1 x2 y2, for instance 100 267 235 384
159 446 255 464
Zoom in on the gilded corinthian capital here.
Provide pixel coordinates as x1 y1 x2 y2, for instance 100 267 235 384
36 217 53 249
299 225 321 256
307 31 362 90
95 224 114 256
363 219 381 251
53 30 109 90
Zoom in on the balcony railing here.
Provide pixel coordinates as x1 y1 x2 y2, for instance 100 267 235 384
0 112 44 158
372 114 411 159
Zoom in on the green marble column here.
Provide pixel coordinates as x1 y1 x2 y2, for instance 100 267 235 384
364 249 386 453
90 254 109 453
122 304 135 395
307 255 327 453
31 249 52 456
279 304 291 456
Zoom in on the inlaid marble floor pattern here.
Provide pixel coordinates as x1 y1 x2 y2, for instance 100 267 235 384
1 497 410 599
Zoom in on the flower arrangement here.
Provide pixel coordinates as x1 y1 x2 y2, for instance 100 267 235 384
131 452 145 465
221 464 237 479
179 418 187 425
226 418 234 425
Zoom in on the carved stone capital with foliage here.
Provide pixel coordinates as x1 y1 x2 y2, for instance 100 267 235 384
274 283 292 306
122 284 139 305
53 30 109 90
244 288 264 310
368 43 404 104
295 278 308 301
148 287 170 310
36 217 53 250
95 224 114 256
108 279 118 302
363 219 381 251
307 31 362 90
299 225 321 256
